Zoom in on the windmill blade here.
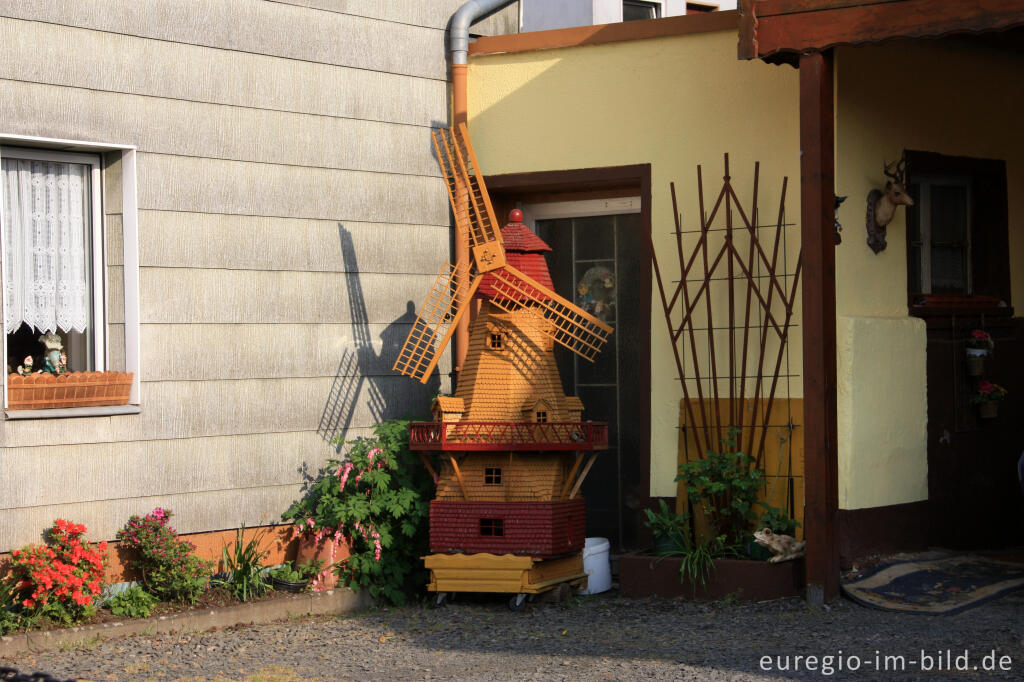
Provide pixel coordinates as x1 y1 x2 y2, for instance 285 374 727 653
432 124 506 273
486 264 613 362
393 260 481 383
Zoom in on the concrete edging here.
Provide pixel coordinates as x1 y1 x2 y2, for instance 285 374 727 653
0 588 372 657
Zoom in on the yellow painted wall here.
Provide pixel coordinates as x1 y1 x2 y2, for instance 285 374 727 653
834 40 1024 509
468 30 802 498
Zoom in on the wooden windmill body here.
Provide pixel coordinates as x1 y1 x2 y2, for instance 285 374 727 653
394 125 613 602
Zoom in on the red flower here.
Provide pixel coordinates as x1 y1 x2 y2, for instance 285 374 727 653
978 380 995 395
972 330 990 341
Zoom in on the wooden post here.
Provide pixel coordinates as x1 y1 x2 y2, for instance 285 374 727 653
799 50 840 604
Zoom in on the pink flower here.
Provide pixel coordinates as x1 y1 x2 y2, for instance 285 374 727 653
978 381 995 395
972 330 990 341
338 462 353 491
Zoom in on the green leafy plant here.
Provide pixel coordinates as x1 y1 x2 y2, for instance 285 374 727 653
755 502 800 537
116 508 213 604
676 428 765 548
2 519 107 628
215 524 271 602
104 585 158 618
282 419 433 605
679 533 725 586
643 499 691 555
268 558 323 584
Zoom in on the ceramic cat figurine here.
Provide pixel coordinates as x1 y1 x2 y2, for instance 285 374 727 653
753 527 805 563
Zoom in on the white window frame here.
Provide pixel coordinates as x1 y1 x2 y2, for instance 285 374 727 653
0 134 140 416
520 197 641 229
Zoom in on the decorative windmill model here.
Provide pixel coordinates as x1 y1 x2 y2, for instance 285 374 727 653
393 124 614 607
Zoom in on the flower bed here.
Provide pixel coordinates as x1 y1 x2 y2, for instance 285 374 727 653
619 554 804 600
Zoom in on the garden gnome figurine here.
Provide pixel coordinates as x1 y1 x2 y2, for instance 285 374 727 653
39 331 63 374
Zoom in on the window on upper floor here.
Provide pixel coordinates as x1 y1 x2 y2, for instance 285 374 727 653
0 140 140 414
905 150 1011 315
484 467 502 485
623 1 660 21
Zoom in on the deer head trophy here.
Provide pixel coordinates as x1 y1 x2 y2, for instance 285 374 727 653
865 158 914 254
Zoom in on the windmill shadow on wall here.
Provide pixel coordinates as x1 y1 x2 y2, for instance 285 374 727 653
318 225 440 451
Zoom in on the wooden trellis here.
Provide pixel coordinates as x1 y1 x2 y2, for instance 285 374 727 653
649 155 802 471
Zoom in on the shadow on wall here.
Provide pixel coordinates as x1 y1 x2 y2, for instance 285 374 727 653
317 225 441 453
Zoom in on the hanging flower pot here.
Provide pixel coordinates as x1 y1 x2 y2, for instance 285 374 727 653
965 329 994 357
965 355 985 376
978 400 999 419
971 381 1007 420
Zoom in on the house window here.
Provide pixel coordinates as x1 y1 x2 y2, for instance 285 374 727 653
2 148 105 373
905 151 1010 312
536 410 548 423
685 2 719 13
908 174 972 295
484 467 502 485
623 1 660 21
0 138 140 414
480 518 504 537
489 332 504 350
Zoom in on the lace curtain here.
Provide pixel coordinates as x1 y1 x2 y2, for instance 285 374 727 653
2 158 91 335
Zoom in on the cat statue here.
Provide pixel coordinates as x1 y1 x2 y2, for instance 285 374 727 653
753 527 806 563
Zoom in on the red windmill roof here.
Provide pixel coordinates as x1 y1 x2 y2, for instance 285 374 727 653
476 211 554 300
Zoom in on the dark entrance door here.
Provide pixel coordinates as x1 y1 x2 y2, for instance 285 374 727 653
534 211 649 549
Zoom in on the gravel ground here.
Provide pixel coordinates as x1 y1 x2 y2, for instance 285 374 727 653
3 588 1022 681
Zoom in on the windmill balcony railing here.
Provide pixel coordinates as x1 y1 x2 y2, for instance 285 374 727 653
408 421 609 451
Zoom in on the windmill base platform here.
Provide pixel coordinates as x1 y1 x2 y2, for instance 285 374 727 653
424 552 587 598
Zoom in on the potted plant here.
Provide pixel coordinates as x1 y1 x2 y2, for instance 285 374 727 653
643 499 691 555
971 380 1008 419
268 558 324 593
621 429 804 600
281 419 433 604
964 329 994 374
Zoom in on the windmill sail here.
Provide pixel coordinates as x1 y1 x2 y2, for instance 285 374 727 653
486 265 613 362
393 261 479 383
394 124 613 383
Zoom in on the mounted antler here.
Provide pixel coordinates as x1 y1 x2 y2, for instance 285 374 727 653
866 157 914 254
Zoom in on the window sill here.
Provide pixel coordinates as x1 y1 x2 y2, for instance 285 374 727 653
5 404 140 420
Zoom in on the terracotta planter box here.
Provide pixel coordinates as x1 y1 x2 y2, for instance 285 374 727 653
619 553 805 601
7 371 133 410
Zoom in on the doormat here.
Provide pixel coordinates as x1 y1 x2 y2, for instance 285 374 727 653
841 554 1024 615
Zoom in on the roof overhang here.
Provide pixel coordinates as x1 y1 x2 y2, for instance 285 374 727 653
739 0 1024 63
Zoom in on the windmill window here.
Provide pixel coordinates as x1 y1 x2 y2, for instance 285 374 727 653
489 332 504 350
484 467 502 485
535 411 548 423
480 518 504 537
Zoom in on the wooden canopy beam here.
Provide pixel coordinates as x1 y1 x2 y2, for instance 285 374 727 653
740 0 1024 60
799 50 840 604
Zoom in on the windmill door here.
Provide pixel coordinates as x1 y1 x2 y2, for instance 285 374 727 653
525 199 650 549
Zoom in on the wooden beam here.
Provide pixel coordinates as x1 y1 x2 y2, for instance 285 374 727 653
750 0 1024 59
448 456 470 502
798 50 840 604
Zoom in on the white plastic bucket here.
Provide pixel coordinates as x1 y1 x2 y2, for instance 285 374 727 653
579 537 611 594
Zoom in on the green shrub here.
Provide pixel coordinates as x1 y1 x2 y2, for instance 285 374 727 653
105 585 158 619
2 519 107 628
282 419 432 605
116 508 213 604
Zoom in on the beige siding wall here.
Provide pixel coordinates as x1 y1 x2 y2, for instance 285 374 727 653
0 0 496 550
